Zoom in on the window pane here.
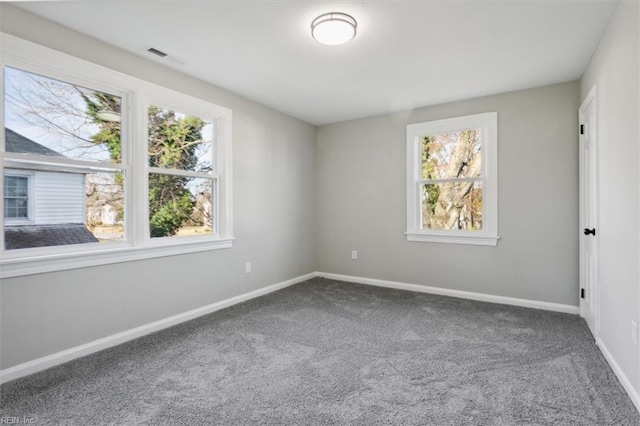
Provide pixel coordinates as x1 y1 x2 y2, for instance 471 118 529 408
422 181 483 231
16 178 28 195
16 200 28 218
4 66 122 164
4 176 29 197
85 172 125 243
147 105 213 173
5 176 26 197
148 174 214 238
5 176 29 196
4 198 27 219
4 171 124 250
421 129 481 179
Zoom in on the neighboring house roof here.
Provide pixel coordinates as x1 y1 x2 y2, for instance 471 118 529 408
5 224 98 250
5 128 63 157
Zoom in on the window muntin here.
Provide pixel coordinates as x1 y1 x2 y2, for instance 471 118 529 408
3 174 29 219
407 112 498 246
1 33 233 276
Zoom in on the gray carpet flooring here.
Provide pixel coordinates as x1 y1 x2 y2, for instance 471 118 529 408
2 277 639 425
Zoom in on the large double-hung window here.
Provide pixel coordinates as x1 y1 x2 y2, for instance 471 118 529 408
1 34 233 277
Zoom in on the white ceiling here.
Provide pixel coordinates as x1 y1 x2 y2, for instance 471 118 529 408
14 1 617 126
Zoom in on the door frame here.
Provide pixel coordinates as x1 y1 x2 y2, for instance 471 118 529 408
578 84 599 340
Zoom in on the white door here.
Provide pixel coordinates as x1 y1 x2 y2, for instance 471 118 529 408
579 86 598 339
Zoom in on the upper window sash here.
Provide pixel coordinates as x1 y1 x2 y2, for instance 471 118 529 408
406 112 499 246
142 92 228 173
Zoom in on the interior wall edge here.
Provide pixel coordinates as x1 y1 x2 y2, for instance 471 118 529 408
0 272 317 383
1 269 587 383
317 272 579 314
578 0 640 396
598 338 640 413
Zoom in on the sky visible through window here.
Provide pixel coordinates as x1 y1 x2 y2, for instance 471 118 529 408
3 66 219 247
4 66 214 192
4 66 115 162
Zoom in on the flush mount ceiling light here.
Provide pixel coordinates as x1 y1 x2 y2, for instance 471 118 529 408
311 12 357 46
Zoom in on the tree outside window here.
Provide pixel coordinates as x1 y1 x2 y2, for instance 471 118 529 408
406 112 498 246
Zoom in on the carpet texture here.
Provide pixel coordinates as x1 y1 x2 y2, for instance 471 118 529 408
2 278 639 425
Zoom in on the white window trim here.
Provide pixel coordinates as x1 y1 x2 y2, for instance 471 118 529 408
406 112 499 246
140 90 232 246
0 33 234 278
3 170 34 224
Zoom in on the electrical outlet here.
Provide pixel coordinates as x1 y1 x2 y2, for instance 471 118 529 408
351 250 358 260
632 321 637 346
245 262 251 273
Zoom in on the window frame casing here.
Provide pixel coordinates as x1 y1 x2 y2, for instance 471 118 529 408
139 91 232 246
0 33 234 278
406 112 499 246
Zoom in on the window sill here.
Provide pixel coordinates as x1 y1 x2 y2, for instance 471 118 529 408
406 232 499 246
5 220 35 225
0 237 235 278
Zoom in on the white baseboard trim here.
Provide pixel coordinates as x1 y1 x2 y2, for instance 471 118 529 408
597 338 640 413
0 271 581 384
0 272 316 385
317 272 579 315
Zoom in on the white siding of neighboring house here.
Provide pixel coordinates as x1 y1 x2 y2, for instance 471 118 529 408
32 171 85 225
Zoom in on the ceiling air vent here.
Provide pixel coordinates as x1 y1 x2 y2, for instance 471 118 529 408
147 47 168 58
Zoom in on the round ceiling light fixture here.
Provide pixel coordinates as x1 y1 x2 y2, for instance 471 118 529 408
311 12 357 46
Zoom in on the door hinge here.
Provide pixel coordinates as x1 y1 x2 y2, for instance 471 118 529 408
581 288 585 299
580 124 584 135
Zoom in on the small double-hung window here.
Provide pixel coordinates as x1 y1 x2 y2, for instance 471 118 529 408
4 173 30 221
406 112 499 246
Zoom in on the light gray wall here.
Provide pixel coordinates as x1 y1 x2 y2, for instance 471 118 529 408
0 5 316 369
580 1 640 393
316 81 580 306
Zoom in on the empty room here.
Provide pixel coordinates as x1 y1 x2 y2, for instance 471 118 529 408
1 1 639 424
